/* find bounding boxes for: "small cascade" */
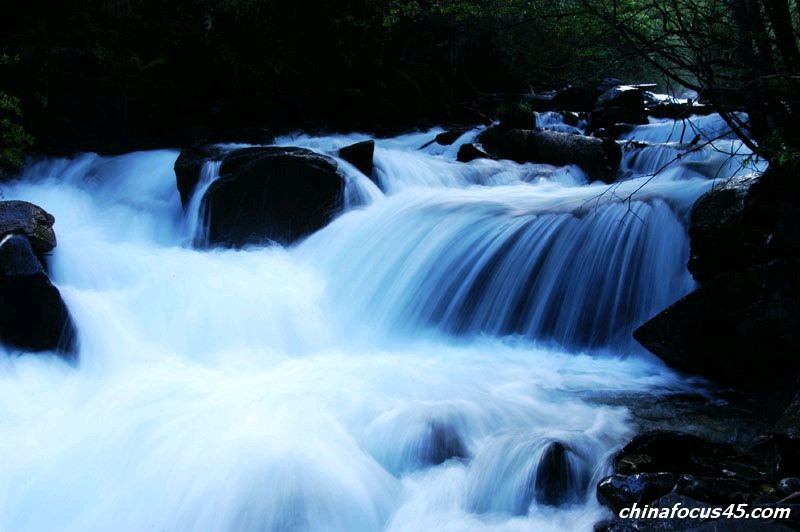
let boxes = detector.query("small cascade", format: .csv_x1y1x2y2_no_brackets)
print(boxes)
185,160,221,245
0,114,734,531
535,111,585,135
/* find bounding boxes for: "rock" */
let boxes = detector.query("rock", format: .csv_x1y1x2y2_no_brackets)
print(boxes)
777,477,800,496
614,431,735,476
595,493,795,531
498,103,536,130
597,77,625,93
551,85,597,112
562,111,581,127
776,392,800,437
0,235,77,357
688,173,764,283
0,200,57,254
596,472,677,512
422,421,468,466
674,474,752,504
201,147,344,247
174,145,226,207
434,128,470,146
478,126,621,182
589,85,648,133
534,441,581,506
751,434,800,479
633,259,800,391
648,102,713,120
457,143,492,163
338,140,375,176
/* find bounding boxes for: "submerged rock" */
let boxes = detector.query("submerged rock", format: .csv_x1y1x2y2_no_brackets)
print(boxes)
534,441,581,506
633,259,800,391
201,147,344,247
0,200,57,254
338,140,375,176
0,234,77,357
422,421,468,466
434,128,471,146
478,126,621,182
456,143,492,163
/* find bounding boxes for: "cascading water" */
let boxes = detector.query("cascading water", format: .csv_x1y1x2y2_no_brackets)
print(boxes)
0,113,743,531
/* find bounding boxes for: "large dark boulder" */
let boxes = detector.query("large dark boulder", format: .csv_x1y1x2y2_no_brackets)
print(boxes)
201,147,344,247
614,431,736,476
674,474,753,504
551,85,598,112
0,235,77,357
0,200,57,254
588,86,648,133
688,173,765,283
338,140,375,176
634,259,800,391
478,126,621,182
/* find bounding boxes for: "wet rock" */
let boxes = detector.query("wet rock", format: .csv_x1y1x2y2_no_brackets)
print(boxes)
477,126,621,182
614,431,736,476
777,477,800,496
498,103,536,130
588,86,648,134
562,111,581,127
434,128,470,146
596,472,677,512
776,392,800,437
648,101,713,120
633,259,800,391
173,144,226,207
534,441,580,506
456,143,492,163
422,421,468,466
595,493,796,531
0,235,77,357
674,474,752,504
751,434,800,479
201,147,344,247
551,85,597,112
688,173,763,283
338,140,374,177
0,200,57,254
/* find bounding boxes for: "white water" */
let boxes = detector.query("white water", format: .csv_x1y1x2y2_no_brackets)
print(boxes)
0,117,729,531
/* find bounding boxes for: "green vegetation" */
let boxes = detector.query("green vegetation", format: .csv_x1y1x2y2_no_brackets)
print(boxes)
1,0,799,174
0,0,657,156
0,54,34,177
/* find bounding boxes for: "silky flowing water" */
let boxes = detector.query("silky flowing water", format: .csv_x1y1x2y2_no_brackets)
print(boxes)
0,114,764,531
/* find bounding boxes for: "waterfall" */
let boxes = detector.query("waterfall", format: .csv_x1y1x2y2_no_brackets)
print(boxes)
0,120,724,530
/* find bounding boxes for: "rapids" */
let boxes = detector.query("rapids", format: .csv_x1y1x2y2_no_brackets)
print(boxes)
0,114,764,531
